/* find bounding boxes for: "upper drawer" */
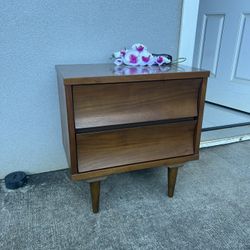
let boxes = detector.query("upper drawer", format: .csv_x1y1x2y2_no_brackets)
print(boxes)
73,79,201,129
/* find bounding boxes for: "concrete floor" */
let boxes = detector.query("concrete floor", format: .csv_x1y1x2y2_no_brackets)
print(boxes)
0,141,250,250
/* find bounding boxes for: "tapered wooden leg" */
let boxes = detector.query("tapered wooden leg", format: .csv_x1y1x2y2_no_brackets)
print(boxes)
168,167,179,197
90,181,100,213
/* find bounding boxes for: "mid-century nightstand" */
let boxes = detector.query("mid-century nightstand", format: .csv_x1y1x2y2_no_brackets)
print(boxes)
56,63,209,213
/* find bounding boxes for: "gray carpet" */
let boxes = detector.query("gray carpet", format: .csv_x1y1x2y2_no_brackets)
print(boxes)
1,141,250,250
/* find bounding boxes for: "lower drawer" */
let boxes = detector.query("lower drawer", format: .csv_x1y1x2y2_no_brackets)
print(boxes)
76,120,196,173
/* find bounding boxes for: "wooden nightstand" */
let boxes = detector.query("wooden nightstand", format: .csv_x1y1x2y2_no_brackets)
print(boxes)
56,63,209,213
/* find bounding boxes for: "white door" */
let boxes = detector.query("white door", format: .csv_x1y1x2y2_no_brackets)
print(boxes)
193,0,250,113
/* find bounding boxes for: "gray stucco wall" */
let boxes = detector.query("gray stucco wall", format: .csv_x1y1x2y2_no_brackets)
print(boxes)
0,0,183,178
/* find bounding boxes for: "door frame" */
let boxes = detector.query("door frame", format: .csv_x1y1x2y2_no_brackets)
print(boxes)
178,0,200,66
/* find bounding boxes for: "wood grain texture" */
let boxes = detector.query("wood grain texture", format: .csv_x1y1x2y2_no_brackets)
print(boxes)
64,85,78,174
194,77,208,153
56,63,210,183
90,181,100,213
72,154,199,181
168,167,179,197
57,70,78,174
77,121,196,172
73,79,201,129
55,64,210,85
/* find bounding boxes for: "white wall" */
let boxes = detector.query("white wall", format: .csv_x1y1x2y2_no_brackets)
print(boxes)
178,0,200,66
0,0,182,179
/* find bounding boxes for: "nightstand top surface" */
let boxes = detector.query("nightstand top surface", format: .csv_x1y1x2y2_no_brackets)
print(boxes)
56,63,210,85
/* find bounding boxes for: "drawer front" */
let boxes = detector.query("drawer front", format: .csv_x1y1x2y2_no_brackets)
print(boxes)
73,79,201,129
76,121,196,173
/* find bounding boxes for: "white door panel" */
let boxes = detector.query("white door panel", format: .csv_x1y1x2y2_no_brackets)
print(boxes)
193,0,250,112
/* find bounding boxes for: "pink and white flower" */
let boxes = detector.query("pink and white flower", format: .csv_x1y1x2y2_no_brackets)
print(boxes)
155,56,164,66
112,44,172,66
113,49,127,59
132,43,147,53
139,51,154,66
123,50,140,66
155,56,171,66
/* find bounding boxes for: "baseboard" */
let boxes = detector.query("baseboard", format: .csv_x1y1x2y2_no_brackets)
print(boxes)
201,134,250,148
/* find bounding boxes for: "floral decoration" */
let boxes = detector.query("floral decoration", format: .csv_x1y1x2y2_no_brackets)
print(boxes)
113,43,171,66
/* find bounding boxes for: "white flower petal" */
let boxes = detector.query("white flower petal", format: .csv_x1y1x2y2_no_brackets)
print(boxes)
164,57,171,64
132,43,147,52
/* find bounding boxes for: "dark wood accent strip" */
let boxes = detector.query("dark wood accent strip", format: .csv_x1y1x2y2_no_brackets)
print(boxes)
76,117,197,134
71,154,199,181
